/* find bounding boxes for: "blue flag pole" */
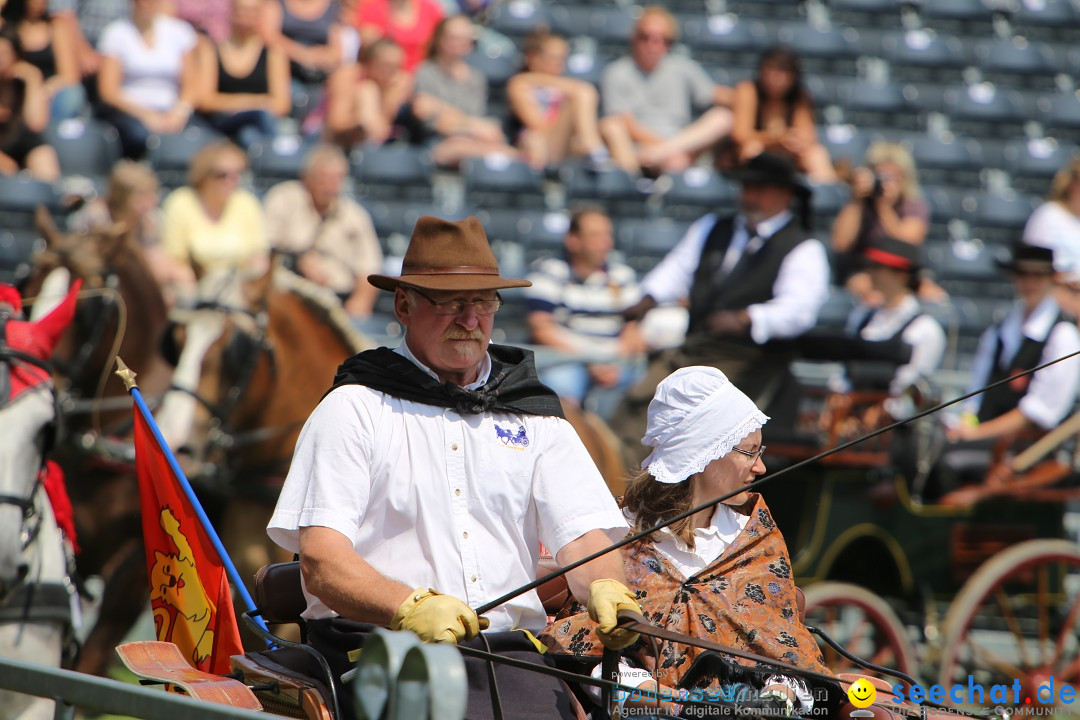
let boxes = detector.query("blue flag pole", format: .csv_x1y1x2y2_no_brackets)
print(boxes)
116,358,270,637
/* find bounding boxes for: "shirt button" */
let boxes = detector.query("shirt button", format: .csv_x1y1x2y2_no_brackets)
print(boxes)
451,443,459,451
455,489,462,496
463,531,469,539
471,575,478,583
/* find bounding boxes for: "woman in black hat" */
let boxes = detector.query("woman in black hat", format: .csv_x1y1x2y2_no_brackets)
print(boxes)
938,243,1080,492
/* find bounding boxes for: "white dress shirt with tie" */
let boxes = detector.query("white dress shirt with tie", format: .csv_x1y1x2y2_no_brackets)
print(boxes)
640,211,830,345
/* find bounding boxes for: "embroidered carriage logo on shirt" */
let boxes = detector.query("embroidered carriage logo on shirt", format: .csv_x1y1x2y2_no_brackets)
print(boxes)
495,424,529,449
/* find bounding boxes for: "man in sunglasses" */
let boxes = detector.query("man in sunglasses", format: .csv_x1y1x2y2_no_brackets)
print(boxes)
599,5,733,174
268,215,639,718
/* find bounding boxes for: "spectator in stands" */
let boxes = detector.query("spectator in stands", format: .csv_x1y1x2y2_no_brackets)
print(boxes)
835,236,946,425
45,0,127,79
599,5,733,175
0,25,60,180
196,0,290,149
615,152,829,464
1023,154,1080,262
354,0,443,74
940,244,1080,491
525,206,647,420
508,29,615,172
412,14,516,167
161,141,268,298
2,0,85,122
163,0,230,42
263,144,382,317
261,0,343,119
324,38,416,147
730,46,835,183
96,0,199,158
70,160,194,302
831,141,930,306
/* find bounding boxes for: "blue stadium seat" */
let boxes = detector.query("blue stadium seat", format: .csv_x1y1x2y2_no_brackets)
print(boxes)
248,135,318,192
488,1,553,40
829,0,905,29
462,155,545,208
1003,137,1073,195
1039,92,1080,144
836,79,922,131
551,5,635,50
813,286,857,331
466,46,520,96
912,0,994,35
905,132,984,188
0,176,64,231
941,83,1026,139
351,143,434,200
659,168,737,221
482,208,569,266
969,190,1040,246
774,24,864,76
972,38,1058,91
147,126,225,190
680,15,768,66
1008,0,1079,44
808,182,850,230
922,184,973,229
881,29,967,85
45,119,122,185
561,164,649,218
616,218,691,275
819,124,874,168
0,228,42,285
564,50,611,88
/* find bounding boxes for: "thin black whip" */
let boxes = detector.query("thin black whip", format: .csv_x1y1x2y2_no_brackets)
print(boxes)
475,347,1080,615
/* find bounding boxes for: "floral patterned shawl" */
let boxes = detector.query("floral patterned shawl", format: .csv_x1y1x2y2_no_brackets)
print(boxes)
539,494,831,690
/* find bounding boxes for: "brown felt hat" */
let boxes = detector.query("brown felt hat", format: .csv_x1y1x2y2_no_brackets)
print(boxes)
368,215,532,292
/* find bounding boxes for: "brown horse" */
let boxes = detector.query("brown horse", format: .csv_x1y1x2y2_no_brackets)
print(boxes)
20,210,174,677
159,265,630,620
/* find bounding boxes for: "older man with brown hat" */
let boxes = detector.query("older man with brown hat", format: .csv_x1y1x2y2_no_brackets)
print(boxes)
268,215,638,719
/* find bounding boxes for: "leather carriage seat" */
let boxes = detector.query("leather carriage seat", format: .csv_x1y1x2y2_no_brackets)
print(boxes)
254,561,308,625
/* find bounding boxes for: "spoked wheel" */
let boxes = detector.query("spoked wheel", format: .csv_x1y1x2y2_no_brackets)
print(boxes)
937,540,1080,710
802,581,918,680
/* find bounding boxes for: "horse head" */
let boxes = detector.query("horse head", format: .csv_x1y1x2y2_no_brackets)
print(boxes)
22,208,170,434
157,261,371,486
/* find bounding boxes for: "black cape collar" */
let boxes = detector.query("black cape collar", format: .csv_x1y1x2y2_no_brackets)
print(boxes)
330,344,565,418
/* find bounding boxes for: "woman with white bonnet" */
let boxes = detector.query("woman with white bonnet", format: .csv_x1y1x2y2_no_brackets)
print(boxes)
542,366,834,717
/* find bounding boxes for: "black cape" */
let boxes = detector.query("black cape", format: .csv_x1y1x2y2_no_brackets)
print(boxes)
330,345,565,418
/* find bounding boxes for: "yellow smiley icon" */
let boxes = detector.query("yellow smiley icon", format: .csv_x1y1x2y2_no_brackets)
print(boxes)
847,678,877,709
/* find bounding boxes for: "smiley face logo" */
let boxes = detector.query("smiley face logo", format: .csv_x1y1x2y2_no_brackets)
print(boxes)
847,678,877,708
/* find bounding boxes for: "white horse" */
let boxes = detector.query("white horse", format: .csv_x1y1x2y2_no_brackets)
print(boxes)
0,385,76,720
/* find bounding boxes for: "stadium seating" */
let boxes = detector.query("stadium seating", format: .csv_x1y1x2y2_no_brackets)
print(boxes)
45,119,122,188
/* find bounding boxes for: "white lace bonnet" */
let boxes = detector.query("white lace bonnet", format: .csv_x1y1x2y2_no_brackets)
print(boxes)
641,366,769,484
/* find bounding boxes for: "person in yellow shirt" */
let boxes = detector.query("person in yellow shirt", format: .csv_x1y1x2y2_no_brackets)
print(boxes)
161,141,269,295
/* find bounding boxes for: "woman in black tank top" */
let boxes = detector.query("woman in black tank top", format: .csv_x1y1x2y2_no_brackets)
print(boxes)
0,0,86,121
195,0,291,148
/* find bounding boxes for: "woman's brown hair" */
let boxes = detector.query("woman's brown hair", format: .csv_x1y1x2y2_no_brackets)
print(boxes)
621,469,698,549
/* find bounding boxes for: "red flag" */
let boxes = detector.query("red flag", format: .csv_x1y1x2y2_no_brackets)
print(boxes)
134,409,243,675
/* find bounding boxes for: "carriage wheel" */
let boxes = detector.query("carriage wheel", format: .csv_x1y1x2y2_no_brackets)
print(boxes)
802,581,918,680
937,539,1080,709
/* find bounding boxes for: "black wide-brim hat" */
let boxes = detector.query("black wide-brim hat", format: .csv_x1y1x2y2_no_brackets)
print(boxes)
863,235,921,272
996,242,1055,275
723,151,812,198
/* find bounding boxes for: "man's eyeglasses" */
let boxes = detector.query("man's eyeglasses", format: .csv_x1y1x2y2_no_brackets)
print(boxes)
211,168,244,180
731,444,766,463
409,287,504,316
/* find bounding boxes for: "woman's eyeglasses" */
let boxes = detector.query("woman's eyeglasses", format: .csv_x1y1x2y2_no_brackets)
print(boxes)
731,444,766,463
211,168,244,180
634,31,673,46
410,287,504,316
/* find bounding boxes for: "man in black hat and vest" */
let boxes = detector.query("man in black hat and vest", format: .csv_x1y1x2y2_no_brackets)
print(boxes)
616,151,830,462
940,243,1080,492
268,216,640,719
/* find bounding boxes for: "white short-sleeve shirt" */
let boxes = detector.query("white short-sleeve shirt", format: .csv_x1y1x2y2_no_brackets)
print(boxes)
98,15,197,112
268,347,628,633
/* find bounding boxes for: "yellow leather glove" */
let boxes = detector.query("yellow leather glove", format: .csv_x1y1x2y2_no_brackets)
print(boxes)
587,578,641,650
390,588,490,643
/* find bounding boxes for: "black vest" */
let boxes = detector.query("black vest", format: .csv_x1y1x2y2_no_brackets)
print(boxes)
845,306,920,391
977,312,1065,423
687,215,808,339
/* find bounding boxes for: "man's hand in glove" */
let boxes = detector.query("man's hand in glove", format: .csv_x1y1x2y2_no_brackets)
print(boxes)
391,588,490,643
622,295,658,323
587,578,641,650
